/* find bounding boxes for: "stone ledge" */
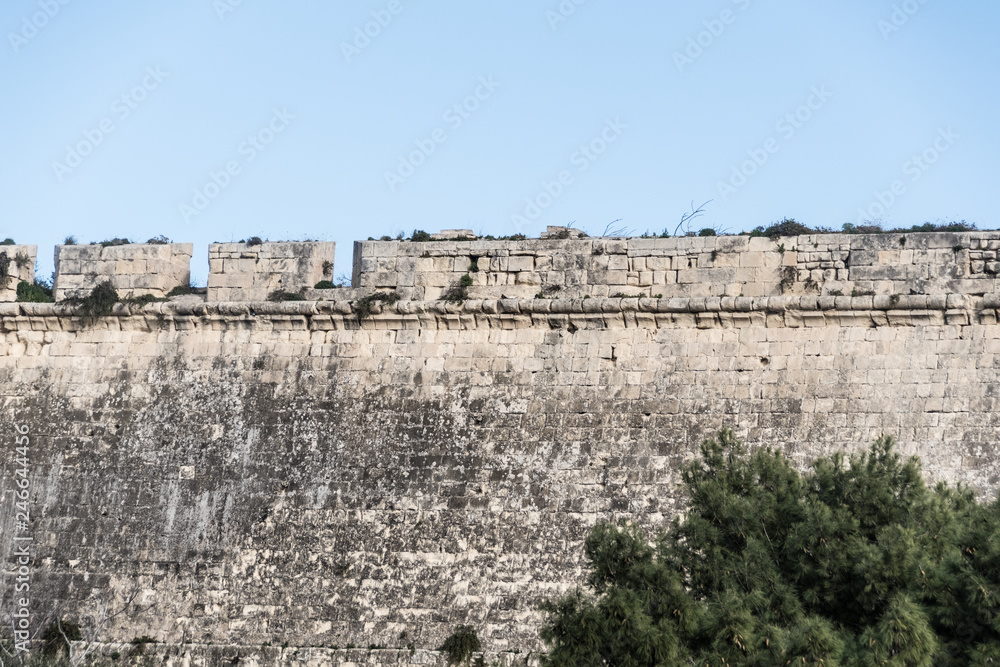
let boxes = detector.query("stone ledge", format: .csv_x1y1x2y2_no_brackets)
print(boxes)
0,292,996,317
65,642,535,667
0,293,997,333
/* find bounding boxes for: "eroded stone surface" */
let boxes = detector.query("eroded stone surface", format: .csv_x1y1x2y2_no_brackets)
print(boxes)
208,242,336,301
53,243,192,300
1,232,1000,663
0,245,37,302
0,295,999,658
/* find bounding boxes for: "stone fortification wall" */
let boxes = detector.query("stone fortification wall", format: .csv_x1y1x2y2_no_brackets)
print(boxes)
352,230,1000,301
53,243,193,300
1,288,1000,659
0,245,37,302
0,230,999,665
208,241,336,301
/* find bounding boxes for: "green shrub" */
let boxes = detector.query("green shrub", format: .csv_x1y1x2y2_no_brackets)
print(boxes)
98,237,131,247
16,280,54,303
479,234,523,241
63,235,77,245
898,221,977,233
1,252,32,291
440,274,474,302
439,625,481,666
355,291,401,319
314,280,336,289
0,250,27,287
122,294,167,307
697,228,716,236
748,217,813,238
410,230,432,242
539,430,1000,666
146,235,170,244
65,281,119,323
1,238,14,245
0,252,11,288
442,286,469,302
842,222,885,234
166,285,193,297
267,289,306,302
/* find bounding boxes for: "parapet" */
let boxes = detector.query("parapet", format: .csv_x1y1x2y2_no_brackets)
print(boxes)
0,245,37,302
14,229,1000,305
353,228,1000,301
208,241,336,301
53,243,193,301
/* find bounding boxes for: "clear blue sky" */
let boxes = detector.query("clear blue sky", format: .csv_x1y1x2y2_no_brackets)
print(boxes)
2,1,997,285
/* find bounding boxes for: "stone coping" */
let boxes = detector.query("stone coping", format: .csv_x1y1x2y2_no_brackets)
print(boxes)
58,642,535,667
1,292,998,321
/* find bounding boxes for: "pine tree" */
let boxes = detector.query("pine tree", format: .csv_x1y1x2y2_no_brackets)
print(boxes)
539,430,1000,666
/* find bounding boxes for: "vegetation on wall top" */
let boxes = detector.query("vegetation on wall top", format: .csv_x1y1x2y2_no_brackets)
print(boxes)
16,279,54,303
354,291,401,320
96,238,131,247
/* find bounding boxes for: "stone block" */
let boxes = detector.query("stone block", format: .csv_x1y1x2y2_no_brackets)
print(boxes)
508,256,535,272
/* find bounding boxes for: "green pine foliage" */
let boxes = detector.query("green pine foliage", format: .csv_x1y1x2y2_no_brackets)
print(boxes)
16,279,54,302
539,430,1000,666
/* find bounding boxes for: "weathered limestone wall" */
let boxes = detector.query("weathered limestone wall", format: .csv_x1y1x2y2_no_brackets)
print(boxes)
68,643,526,667
1,289,1000,660
52,243,193,300
353,231,1000,301
207,242,336,301
0,245,37,302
